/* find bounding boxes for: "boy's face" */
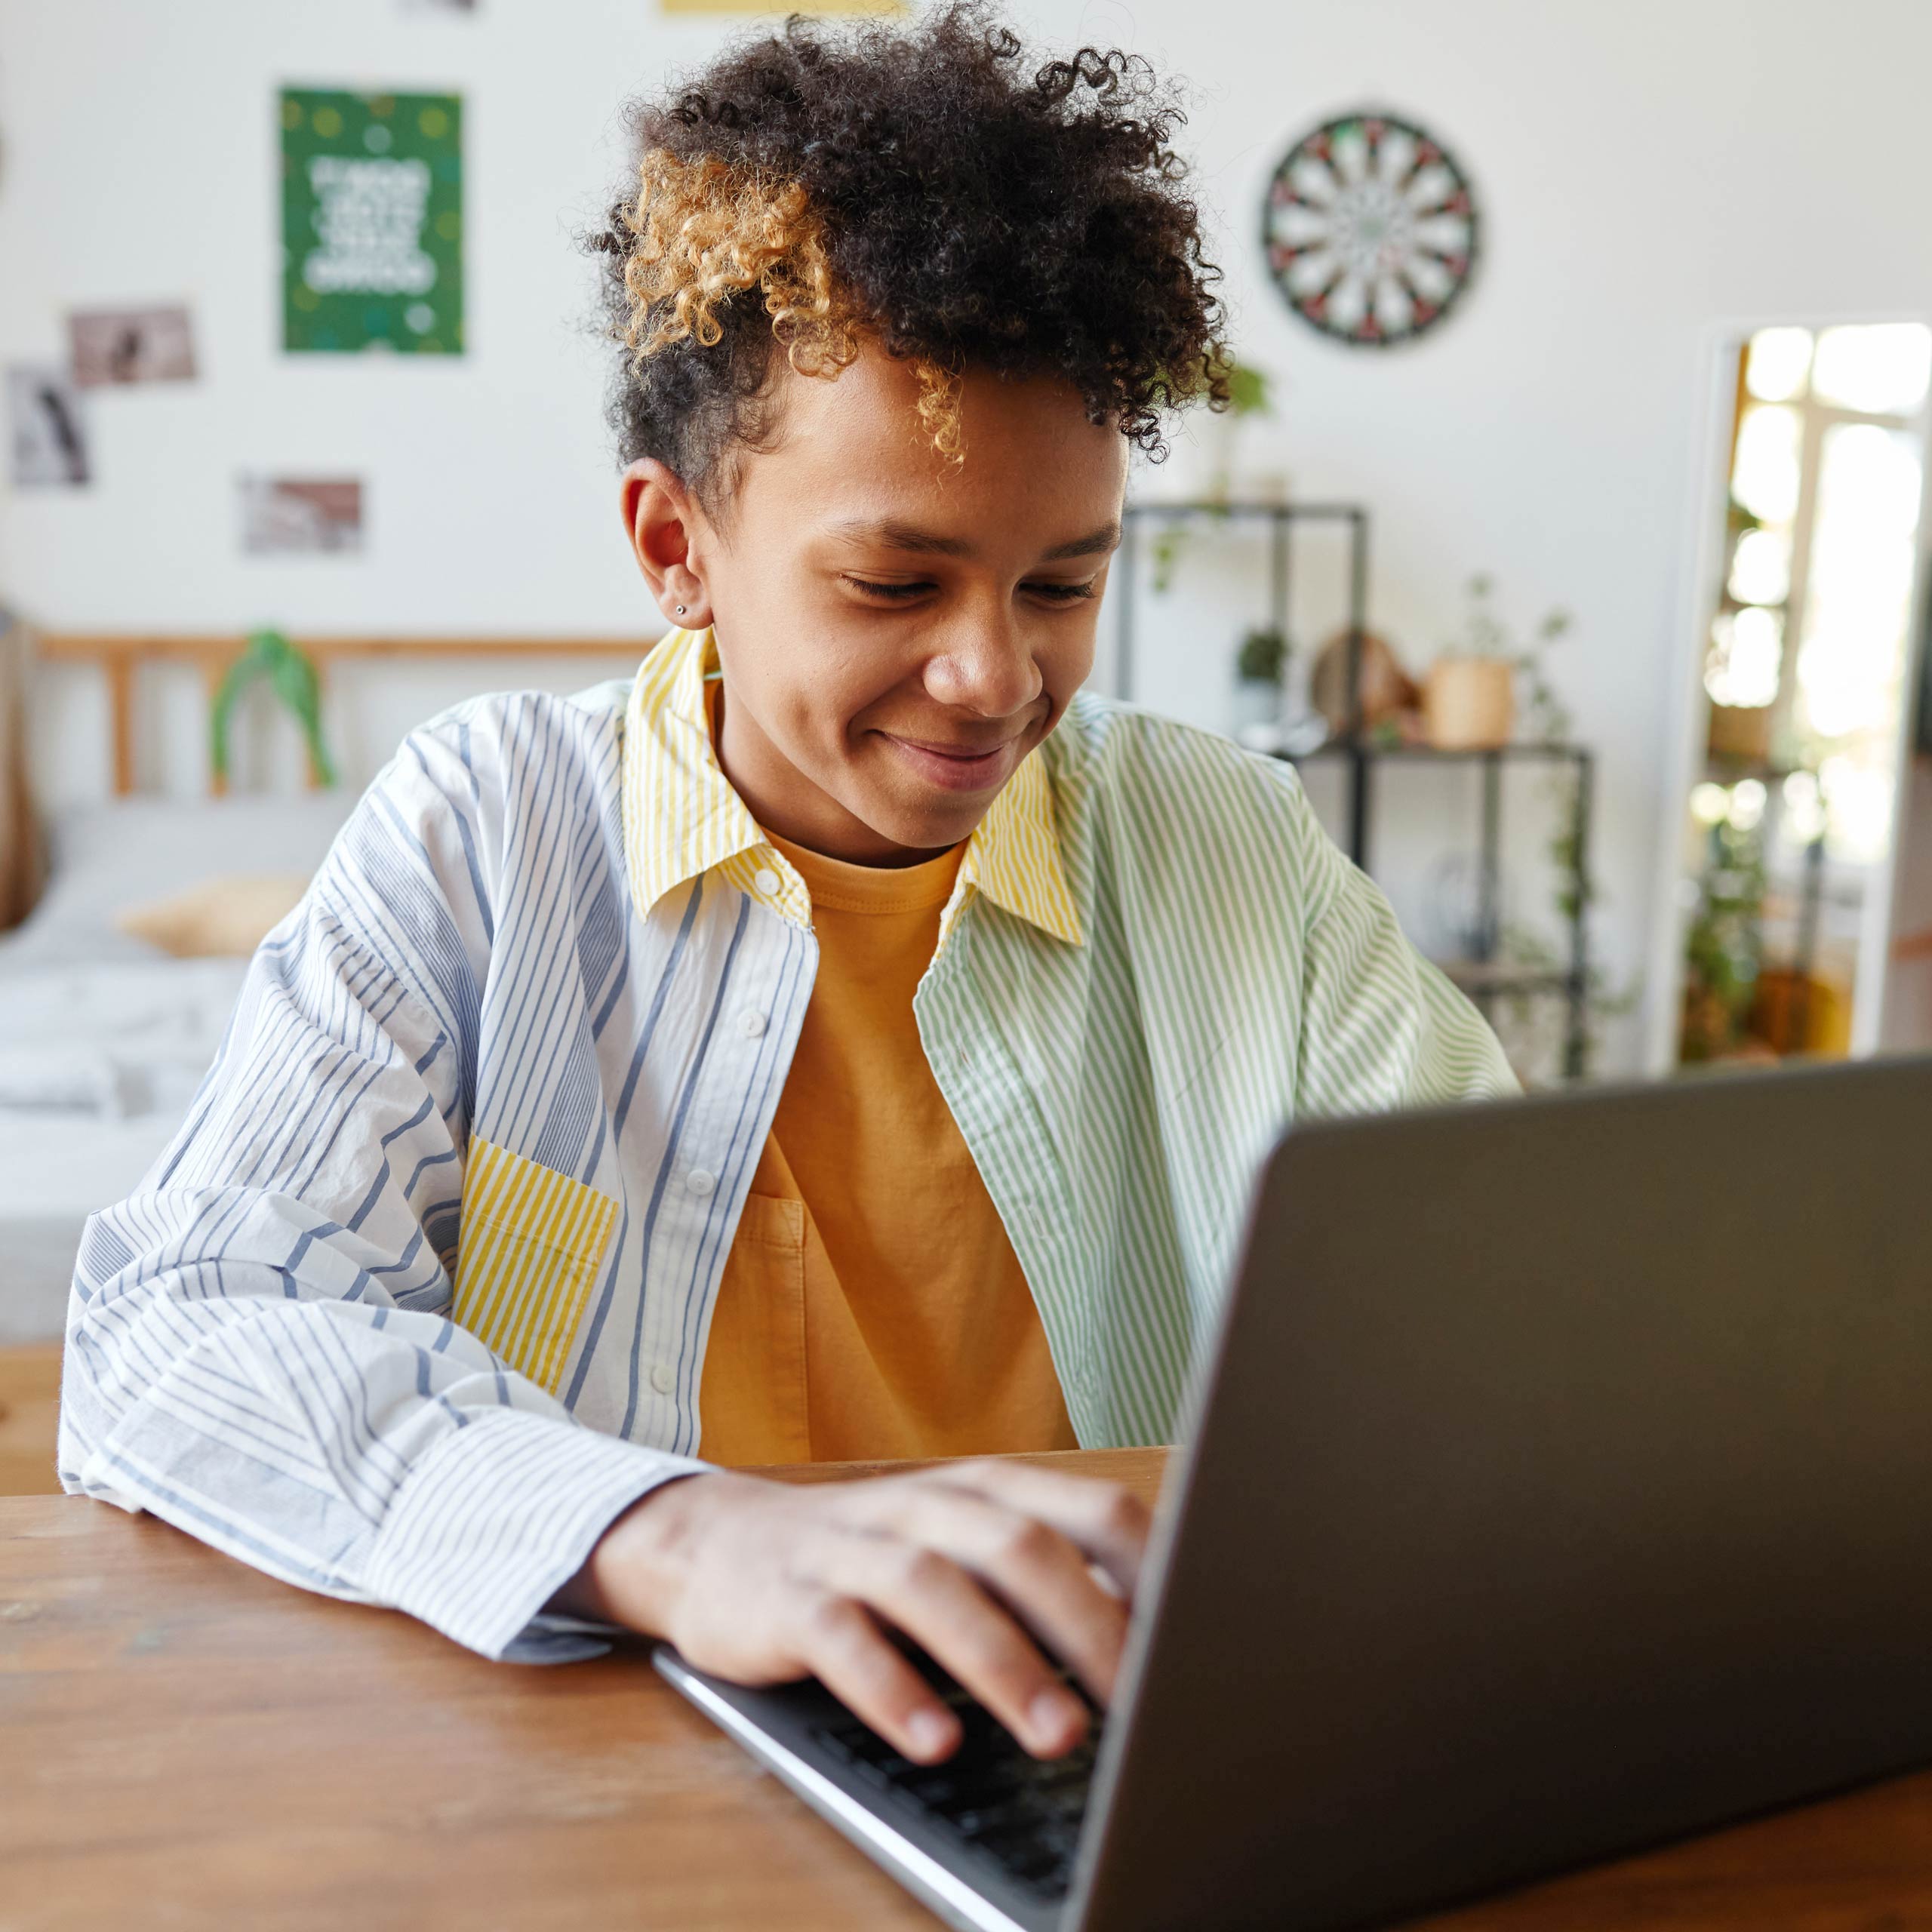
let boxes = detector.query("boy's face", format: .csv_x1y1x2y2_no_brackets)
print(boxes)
623,349,1128,863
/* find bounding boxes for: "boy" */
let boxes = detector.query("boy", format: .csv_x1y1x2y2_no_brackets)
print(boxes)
60,6,1512,1771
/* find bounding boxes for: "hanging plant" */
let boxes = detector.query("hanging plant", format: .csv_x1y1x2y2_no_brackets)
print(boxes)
1146,357,1276,594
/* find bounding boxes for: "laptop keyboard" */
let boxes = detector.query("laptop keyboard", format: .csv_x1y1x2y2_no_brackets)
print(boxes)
814,1677,1101,1900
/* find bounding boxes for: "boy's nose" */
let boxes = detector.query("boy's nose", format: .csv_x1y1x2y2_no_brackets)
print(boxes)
923,612,1044,719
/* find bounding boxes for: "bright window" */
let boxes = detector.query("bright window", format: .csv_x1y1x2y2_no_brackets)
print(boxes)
1678,320,1931,1064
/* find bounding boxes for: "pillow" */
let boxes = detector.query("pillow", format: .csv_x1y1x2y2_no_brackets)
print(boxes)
0,795,352,971
115,873,312,958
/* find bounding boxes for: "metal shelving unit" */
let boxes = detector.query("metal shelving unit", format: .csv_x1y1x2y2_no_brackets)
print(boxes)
1115,500,1369,718
1116,500,1597,1078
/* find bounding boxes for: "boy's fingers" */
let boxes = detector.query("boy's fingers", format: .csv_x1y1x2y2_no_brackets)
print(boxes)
814,1532,1089,1758
795,1589,961,1764
922,1462,1153,1600
855,1485,1130,1705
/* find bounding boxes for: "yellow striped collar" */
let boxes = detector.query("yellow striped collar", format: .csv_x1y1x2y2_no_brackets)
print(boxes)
620,626,1082,951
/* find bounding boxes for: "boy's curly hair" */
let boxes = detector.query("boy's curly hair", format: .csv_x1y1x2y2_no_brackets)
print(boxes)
590,2,1227,500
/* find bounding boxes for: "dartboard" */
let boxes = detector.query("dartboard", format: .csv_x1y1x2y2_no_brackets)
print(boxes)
1263,112,1479,348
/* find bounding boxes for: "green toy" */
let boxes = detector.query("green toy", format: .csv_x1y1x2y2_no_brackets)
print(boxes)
210,629,338,790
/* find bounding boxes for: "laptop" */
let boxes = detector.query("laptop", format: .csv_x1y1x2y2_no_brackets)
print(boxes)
657,1053,1932,1930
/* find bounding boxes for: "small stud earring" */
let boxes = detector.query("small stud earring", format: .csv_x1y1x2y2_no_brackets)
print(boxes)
675,605,688,617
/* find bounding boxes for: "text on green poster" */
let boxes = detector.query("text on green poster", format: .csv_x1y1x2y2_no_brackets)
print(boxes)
281,88,463,355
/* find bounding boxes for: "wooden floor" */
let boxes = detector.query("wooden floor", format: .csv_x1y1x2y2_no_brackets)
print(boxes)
0,1343,63,1495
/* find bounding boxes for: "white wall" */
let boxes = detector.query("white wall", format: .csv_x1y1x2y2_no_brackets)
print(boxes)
6,0,1932,1069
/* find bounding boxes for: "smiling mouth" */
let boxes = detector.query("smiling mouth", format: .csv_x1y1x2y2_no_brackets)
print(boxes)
897,734,1011,759
882,732,1024,793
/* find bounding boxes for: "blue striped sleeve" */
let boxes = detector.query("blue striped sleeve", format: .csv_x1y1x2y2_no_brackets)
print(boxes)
57,726,701,1662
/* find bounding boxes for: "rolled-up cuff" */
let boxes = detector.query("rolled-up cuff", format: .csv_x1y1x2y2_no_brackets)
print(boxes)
365,1404,704,1661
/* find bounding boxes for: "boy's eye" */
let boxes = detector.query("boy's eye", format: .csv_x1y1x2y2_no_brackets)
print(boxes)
843,576,935,601
841,575,1097,604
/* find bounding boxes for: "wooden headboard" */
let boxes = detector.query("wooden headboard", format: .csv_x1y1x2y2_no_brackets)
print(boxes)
36,632,654,795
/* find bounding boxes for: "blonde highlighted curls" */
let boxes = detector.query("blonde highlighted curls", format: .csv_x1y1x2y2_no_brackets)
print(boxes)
592,6,1228,500
617,149,967,458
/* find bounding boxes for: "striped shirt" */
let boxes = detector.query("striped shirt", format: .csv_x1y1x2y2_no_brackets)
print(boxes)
59,626,1515,1661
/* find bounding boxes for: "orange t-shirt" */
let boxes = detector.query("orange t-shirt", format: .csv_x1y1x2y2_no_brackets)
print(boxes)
697,830,1078,1466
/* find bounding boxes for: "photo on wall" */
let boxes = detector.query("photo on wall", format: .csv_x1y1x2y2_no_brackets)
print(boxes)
281,88,463,355
238,475,365,554
7,366,92,487
67,306,198,387
658,0,903,11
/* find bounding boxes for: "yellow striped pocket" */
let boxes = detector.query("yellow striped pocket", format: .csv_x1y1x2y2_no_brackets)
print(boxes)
451,1138,619,1395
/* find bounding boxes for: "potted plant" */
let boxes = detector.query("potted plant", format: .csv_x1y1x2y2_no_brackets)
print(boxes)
1147,357,1278,593
1423,575,1571,751
1202,360,1275,505
1679,814,1769,1061
1706,496,1776,764
1232,625,1288,751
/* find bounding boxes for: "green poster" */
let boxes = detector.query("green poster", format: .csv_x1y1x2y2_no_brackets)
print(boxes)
281,88,463,355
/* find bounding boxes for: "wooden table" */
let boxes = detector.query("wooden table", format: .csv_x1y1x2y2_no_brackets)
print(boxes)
0,1345,63,1497
10,1448,1932,1931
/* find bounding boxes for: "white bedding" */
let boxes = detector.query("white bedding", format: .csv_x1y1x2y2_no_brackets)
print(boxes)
0,794,352,1340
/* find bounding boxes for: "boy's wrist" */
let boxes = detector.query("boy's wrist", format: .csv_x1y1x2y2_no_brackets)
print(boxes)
553,1469,724,1632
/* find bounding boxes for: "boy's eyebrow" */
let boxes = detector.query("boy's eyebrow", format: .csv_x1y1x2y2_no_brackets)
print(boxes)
1039,521,1123,561
828,518,1123,562
832,518,977,557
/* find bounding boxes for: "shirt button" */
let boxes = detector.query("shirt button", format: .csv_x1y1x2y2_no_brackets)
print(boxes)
650,1363,675,1395
752,868,780,897
740,1009,767,1038
685,1168,716,1197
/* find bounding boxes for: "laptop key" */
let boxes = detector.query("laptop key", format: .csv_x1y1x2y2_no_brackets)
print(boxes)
815,1691,1102,1902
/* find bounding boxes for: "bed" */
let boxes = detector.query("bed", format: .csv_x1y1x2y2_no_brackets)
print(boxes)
0,629,646,1346
0,794,353,1340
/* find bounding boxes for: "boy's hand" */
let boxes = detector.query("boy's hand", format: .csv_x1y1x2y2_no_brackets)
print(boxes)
561,1460,1151,1764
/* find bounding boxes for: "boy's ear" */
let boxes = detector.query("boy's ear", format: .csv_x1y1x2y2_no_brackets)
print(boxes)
620,458,714,629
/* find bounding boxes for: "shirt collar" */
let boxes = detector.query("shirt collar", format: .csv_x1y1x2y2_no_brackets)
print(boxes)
620,626,1082,950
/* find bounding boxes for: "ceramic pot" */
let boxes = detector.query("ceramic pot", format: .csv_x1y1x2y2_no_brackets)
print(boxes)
1232,675,1283,753
1423,657,1515,750
1706,702,1773,764
1310,630,1421,738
